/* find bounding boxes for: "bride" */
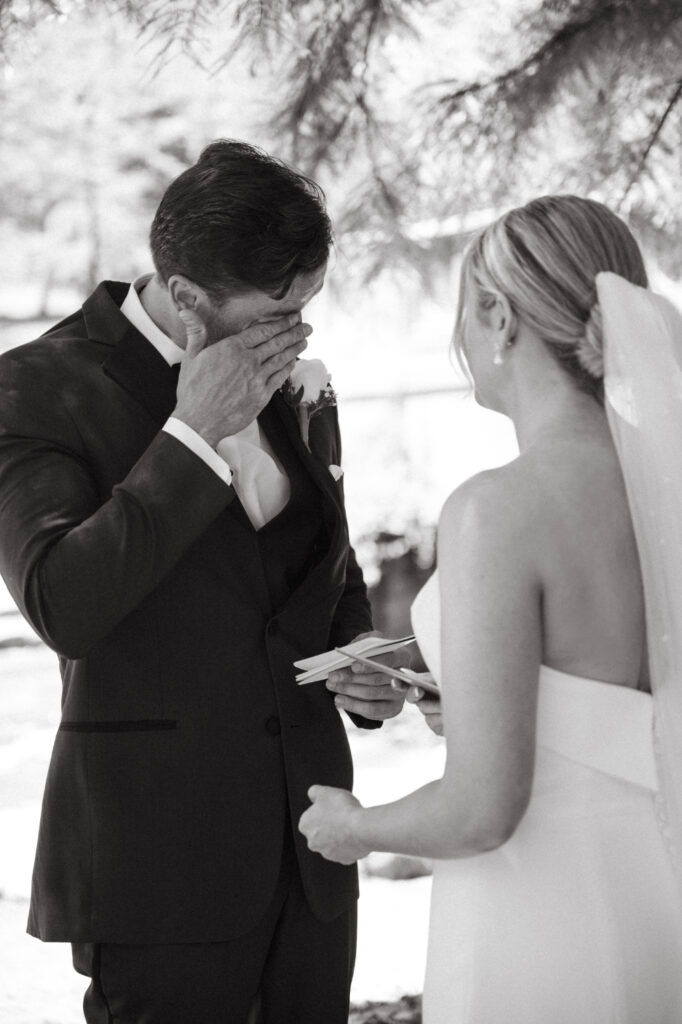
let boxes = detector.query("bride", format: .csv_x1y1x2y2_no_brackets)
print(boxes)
299,195,682,1022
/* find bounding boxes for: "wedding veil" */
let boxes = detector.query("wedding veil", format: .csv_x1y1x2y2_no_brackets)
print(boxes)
599,271,682,875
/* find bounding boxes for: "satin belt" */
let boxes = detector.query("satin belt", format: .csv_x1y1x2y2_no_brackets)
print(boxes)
537,665,658,792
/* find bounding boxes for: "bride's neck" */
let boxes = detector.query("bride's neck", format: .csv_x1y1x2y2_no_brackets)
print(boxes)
507,375,606,453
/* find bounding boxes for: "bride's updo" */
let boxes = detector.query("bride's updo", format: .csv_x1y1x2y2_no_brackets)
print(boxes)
455,195,648,401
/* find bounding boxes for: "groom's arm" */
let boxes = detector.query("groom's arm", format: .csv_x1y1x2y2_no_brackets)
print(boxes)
322,412,399,731
0,312,308,659
330,546,384,732
328,543,374,649
325,408,374,649
0,363,233,659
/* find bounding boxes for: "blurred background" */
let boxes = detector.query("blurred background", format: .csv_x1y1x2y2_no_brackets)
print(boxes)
0,1,681,1020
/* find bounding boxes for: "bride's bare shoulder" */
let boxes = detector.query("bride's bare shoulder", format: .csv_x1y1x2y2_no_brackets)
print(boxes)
439,436,623,556
438,459,545,560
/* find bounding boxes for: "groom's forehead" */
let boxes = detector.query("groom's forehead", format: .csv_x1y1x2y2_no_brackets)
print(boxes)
267,265,327,312
231,268,325,324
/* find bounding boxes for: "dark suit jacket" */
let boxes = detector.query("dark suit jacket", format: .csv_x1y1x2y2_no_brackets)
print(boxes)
0,282,376,943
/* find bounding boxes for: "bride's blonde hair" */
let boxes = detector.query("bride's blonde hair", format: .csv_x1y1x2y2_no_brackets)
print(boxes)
454,195,648,401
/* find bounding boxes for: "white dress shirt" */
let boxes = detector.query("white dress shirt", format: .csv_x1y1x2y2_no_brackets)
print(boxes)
120,276,291,530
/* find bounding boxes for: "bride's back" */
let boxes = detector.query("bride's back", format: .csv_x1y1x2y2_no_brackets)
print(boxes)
453,195,651,690
508,425,647,689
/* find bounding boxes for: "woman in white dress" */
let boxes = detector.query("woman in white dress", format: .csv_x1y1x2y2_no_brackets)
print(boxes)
299,195,682,1023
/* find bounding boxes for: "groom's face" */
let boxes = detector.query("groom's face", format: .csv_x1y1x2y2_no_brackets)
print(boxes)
203,264,327,345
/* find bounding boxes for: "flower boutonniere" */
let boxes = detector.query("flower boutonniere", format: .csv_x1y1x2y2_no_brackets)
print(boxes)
281,357,337,449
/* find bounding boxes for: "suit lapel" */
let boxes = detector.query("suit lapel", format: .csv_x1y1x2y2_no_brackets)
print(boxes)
268,391,343,516
82,281,180,428
263,392,345,610
102,327,180,427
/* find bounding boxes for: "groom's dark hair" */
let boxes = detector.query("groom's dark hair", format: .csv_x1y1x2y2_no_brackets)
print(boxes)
150,139,333,301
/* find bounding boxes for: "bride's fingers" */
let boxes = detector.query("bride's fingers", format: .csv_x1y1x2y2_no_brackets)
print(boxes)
413,696,442,713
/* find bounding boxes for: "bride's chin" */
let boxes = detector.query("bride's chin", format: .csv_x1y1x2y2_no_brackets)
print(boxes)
473,387,497,412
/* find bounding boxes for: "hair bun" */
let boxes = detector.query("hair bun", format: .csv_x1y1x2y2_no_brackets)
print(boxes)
576,302,604,379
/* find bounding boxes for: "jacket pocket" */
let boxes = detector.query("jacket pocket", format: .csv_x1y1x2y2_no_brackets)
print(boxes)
59,720,177,733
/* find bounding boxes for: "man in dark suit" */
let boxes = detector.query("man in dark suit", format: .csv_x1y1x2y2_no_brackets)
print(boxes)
0,140,406,1023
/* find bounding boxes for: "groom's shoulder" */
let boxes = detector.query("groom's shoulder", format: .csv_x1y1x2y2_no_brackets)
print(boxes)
0,318,87,405
0,281,127,384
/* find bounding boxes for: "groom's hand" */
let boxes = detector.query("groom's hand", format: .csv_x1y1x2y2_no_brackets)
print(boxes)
173,308,311,446
326,632,409,721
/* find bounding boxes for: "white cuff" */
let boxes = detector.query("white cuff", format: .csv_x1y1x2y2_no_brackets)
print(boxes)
163,417,233,486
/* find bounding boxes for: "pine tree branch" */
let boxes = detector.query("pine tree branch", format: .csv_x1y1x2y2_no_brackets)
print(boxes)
0,0,63,39
429,1,621,113
619,76,682,207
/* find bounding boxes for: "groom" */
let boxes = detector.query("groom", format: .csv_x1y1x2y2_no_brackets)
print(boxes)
0,140,406,1022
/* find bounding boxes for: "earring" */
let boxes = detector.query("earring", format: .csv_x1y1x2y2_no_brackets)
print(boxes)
493,334,515,366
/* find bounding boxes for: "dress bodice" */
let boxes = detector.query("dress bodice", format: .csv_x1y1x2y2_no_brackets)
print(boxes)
411,571,657,791
412,572,681,1024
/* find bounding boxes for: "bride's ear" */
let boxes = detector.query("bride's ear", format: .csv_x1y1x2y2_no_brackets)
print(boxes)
489,293,517,346
489,293,518,367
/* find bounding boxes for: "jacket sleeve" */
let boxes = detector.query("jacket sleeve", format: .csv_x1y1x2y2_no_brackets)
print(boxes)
328,542,374,647
332,544,383,732
0,359,233,659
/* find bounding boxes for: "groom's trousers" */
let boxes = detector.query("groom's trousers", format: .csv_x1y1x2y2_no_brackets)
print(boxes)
72,825,357,1024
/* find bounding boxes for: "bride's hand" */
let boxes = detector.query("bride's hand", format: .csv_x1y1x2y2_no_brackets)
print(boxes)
299,786,370,865
393,676,444,736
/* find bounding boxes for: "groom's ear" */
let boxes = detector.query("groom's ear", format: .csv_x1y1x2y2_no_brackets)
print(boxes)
168,274,209,317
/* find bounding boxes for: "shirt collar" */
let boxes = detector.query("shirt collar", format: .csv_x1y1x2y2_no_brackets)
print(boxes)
120,274,185,366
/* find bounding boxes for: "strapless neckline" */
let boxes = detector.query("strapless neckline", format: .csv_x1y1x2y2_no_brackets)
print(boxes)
411,571,657,792
413,571,643,691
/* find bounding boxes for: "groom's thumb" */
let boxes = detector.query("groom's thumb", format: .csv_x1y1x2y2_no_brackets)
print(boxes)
307,785,322,802
178,307,208,357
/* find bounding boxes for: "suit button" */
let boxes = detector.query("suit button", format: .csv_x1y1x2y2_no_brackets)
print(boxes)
266,716,281,736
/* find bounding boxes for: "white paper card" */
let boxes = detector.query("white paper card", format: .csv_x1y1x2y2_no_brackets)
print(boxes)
334,649,440,695
294,635,415,684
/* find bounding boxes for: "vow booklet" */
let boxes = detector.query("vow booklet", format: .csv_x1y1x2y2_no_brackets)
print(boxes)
294,635,416,685
334,649,440,695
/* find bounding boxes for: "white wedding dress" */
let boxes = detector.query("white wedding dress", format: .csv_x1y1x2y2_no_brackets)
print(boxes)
412,571,682,1024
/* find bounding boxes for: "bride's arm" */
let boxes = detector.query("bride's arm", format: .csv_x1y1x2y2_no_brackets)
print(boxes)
300,469,544,862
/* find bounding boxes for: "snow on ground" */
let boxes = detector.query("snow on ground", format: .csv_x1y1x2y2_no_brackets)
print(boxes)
0,899,83,1024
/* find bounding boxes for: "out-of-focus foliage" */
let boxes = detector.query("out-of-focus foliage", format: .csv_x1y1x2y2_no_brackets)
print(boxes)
106,0,682,281
0,4,275,311
0,0,681,300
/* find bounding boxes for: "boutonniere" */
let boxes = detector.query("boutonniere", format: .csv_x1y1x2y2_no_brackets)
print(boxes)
281,357,337,449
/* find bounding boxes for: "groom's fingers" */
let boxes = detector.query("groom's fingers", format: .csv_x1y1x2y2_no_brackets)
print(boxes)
326,676,400,702
331,694,403,720
350,650,411,674
178,307,208,357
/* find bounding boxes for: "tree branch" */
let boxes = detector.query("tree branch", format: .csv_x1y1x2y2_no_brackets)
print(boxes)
619,76,682,206
428,1,620,113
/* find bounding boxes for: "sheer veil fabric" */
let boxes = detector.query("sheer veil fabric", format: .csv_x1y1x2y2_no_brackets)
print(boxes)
600,271,682,879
